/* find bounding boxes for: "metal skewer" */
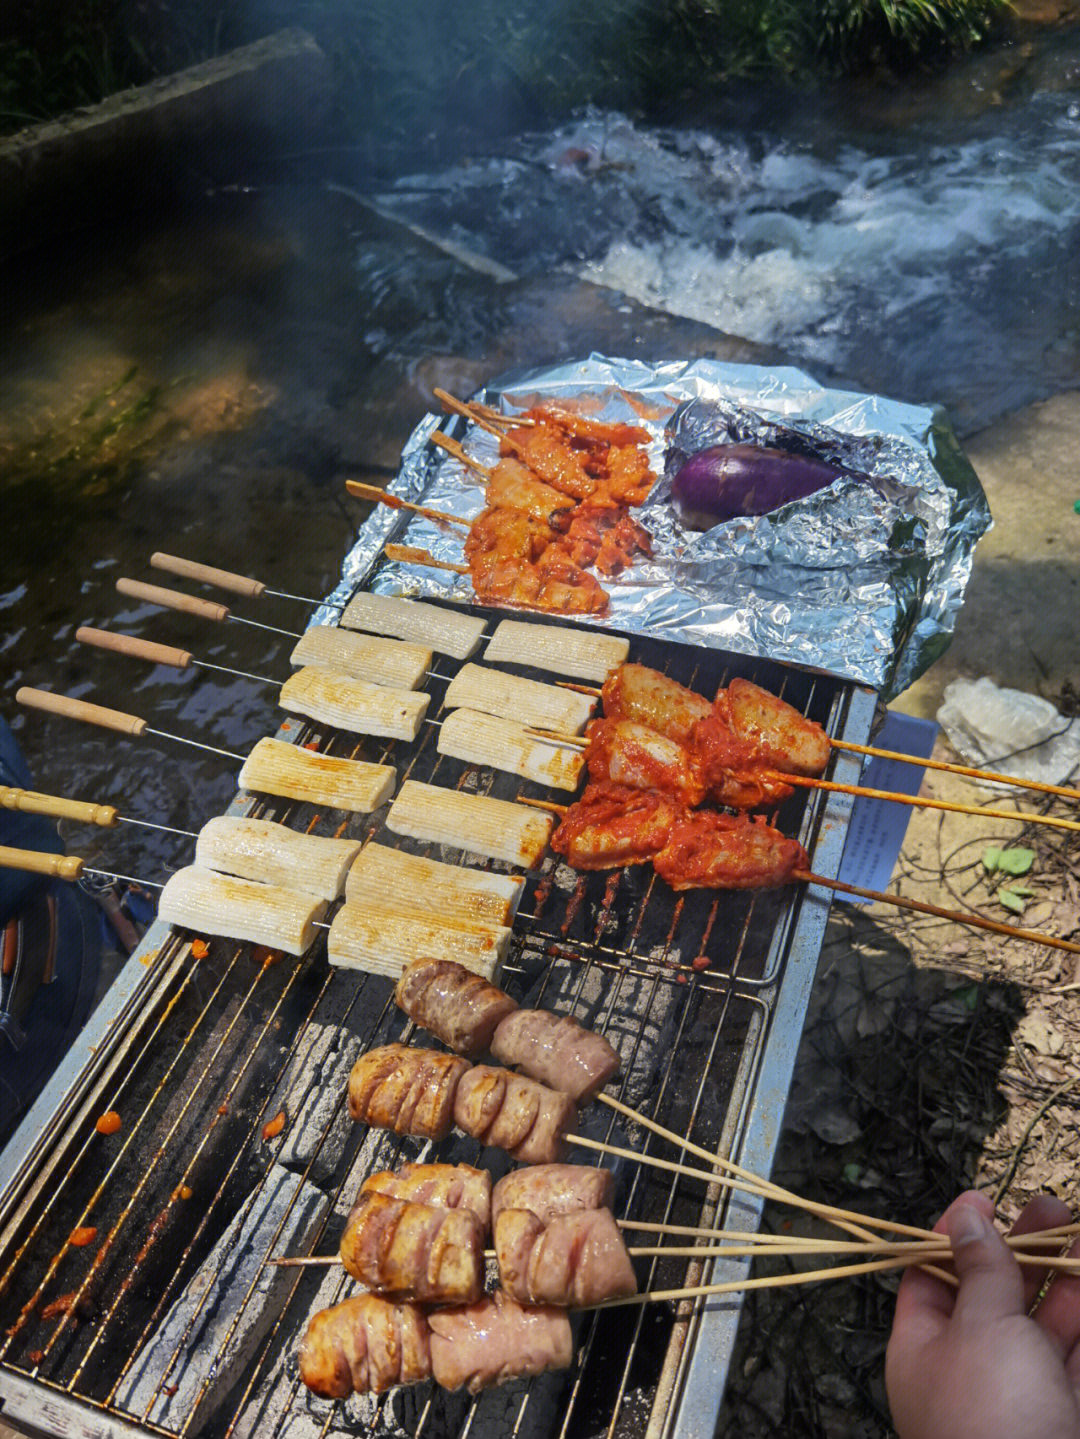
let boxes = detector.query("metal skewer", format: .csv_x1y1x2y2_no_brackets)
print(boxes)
116,577,301,639
0,785,197,840
77,626,281,688
15,687,246,762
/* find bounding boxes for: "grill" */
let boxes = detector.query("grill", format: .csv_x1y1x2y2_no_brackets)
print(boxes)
0,593,877,1439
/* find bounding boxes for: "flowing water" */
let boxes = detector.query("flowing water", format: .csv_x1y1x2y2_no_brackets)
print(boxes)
2,24,1080,951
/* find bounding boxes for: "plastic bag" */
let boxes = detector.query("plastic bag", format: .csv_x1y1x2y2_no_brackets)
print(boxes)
936,677,1080,789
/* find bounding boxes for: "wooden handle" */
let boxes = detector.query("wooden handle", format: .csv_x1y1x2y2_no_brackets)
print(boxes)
0,786,118,827
150,552,265,598
16,687,148,736
76,626,193,669
0,845,84,880
116,578,230,622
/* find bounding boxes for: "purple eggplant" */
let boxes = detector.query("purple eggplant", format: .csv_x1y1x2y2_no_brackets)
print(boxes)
670,444,848,530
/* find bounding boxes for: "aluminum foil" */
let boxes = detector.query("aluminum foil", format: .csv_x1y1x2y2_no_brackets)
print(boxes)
321,355,989,699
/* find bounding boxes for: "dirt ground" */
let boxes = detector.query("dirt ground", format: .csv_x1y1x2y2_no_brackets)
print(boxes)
718,390,1080,1435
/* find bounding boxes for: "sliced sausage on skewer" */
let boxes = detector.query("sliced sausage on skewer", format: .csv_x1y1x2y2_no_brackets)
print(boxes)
347,1043,470,1141
358,1161,492,1228
428,1290,574,1395
489,1010,619,1106
298,1294,432,1398
491,1163,615,1227
339,1190,484,1304
394,957,519,1055
452,1066,576,1165
494,1206,638,1307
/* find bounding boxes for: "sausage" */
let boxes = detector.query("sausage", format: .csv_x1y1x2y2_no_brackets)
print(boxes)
298,1294,431,1397
494,1206,638,1307
491,1163,614,1227
359,1162,492,1230
490,1010,620,1105
453,1066,576,1165
347,1043,470,1140
394,957,519,1056
428,1290,573,1394
340,1191,484,1304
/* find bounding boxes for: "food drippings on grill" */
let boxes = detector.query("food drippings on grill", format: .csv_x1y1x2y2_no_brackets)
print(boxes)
347,1044,576,1164
339,1190,484,1305
394,957,620,1105
454,406,657,615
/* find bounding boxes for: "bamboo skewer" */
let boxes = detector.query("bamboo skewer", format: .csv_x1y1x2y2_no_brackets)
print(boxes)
433,387,535,434
345,480,470,530
383,543,470,575
830,737,1080,804
516,794,1080,958
430,430,493,478
523,728,1080,835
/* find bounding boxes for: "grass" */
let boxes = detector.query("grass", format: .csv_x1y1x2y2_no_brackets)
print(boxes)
0,0,1013,148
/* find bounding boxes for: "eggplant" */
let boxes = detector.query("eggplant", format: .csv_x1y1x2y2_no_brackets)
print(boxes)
670,443,847,530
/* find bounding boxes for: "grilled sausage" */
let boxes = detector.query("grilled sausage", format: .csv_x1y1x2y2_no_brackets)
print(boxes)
298,1294,431,1398
347,1043,470,1140
601,664,712,746
489,1009,620,1105
491,1164,614,1227
395,957,519,1056
494,1206,638,1307
427,1290,573,1394
340,1191,484,1304
359,1162,492,1229
453,1066,576,1165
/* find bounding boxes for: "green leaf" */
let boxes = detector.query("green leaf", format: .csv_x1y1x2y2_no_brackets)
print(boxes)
842,1163,862,1184
998,889,1028,914
982,847,1002,873
996,847,1036,876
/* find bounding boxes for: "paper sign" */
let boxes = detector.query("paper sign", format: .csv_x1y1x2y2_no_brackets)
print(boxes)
836,710,939,900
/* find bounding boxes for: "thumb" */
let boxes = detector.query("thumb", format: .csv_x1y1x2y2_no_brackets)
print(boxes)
948,1198,1025,1327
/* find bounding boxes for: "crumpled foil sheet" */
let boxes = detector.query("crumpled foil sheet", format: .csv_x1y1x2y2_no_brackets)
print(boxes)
320,355,990,699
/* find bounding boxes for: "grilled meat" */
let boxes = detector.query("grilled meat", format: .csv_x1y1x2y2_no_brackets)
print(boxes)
339,1191,484,1304
601,663,712,746
490,1009,620,1105
491,1163,615,1227
347,1043,470,1140
452,1066,576,1164
428,1289,574,1394
494,1206,637,1308
652,811,807,891
395,957,519,1056
584,717,707,807
724,676,830,776
550,782,681,870
358,1161,492,1228
298,1294,432,1398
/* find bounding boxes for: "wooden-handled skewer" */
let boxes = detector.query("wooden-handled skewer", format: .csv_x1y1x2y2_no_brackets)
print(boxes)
15,688,245,762
77,626,281,688
0,845,85,881
0,785,196,840
149,552,347,612
117,577,301,639
517,796,1080,958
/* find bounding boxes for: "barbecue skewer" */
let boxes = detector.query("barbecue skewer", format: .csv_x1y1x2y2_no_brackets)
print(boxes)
76,625,281,687
829,736,1080,804
517,797,1080,957
15,688,246,761
526,728,1080,834
116,576,302,639
0,785,197,839
149,552,345,611
345,480,470,529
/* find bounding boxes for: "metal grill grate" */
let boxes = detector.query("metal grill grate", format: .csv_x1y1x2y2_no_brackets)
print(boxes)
0,600,875,1439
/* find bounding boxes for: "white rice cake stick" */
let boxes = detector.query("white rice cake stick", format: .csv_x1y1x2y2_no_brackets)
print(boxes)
289,626,431,690
340,591,486,660
327,900,509,981
194,816,362,902
279,667,429,742
385,780,553,868
485,619,630,683
345,842,523,927
438,708,584,792
239,737,395,814
158,865,327,956
443,663,594,735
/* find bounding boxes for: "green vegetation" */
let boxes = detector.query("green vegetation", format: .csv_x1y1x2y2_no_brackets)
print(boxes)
1,0,1013,146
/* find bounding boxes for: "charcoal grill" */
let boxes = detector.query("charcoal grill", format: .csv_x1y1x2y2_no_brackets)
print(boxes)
0,581,877,1439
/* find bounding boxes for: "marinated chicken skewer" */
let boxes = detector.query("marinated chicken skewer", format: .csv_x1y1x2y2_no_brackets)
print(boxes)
522,791,1080,955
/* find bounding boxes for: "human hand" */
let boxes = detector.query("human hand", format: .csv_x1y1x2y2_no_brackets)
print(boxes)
886,1190,1080,1439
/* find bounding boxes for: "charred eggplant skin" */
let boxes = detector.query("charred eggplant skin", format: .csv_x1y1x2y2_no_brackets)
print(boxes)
670,443,847,530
